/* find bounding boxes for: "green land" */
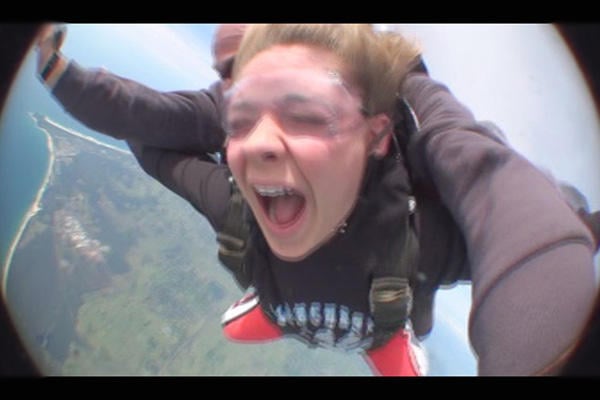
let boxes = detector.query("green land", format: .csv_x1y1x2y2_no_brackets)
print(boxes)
5,114,370,376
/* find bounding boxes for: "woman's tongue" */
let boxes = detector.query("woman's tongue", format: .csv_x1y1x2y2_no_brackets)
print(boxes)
268,194,304,225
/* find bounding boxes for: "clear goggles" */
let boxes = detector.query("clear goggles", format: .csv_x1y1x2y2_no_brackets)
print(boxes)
223,69,368,139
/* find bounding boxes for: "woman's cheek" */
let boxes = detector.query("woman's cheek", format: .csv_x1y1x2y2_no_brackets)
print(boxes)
225,143,244,178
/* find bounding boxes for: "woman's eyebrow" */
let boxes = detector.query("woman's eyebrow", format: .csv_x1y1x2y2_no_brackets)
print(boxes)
227,100,260,113
281,93,312,103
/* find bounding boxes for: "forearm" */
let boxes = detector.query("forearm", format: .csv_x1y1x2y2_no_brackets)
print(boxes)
403,73,598,375
471,242,596,375
50,60,225,153
459,146,596,375
39,51,69,88
127,140,230,232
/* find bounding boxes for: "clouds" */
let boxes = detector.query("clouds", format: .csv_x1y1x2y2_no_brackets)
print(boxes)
65,24,218,90
124,24,218,85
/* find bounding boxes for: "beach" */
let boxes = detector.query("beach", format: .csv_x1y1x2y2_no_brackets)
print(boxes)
1,113,129,299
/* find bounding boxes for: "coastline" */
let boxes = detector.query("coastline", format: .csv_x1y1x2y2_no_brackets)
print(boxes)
1,113,55,299
39,115,130,155
1,113,129,299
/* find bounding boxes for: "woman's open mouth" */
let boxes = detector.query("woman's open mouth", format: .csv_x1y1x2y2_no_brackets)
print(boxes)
253,184,307,231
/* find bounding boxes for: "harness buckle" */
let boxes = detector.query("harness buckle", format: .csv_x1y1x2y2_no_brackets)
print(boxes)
369,276,413,330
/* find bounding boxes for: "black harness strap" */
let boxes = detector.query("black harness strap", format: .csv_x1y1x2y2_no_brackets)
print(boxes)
369,202,420,348
367,96,424,348
366,96,421,348
216,176,252,290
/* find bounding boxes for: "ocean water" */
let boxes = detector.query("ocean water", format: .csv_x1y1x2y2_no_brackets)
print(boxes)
0,27,218,373
1,24,216,273
0,52,52,269
0,51,129,273
1,23,218,272
0,50,149,371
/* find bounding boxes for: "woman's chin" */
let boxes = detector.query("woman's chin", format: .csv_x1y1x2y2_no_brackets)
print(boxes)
266,230,336,262
268,241,311,262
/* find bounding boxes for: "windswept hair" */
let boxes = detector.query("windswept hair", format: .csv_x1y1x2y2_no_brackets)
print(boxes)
233,24,421,116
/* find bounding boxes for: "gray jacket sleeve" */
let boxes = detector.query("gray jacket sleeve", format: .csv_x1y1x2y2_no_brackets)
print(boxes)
51,60,226,153
127,140,231,233
403,73,598,375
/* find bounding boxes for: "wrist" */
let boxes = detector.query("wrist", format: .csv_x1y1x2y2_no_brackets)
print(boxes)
40,52,60,81
38,52,68,88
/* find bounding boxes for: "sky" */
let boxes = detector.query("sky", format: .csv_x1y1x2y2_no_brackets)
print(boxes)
392,24,600,212
62,24,219,91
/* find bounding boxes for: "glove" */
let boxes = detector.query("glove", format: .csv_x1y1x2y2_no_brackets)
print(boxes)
36,24,67,83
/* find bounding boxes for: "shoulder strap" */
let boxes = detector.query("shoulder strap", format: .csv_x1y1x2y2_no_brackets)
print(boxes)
393,94,470,339
369,197,420,349
216,175,252,290
368,97,422,348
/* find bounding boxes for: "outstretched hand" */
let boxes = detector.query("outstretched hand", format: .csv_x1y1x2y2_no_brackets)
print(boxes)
35,24,68,86
35,24,65,71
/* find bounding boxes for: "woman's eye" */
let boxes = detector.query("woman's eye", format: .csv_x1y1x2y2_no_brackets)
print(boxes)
289,112,329,126
282,108,335,136
226,117,256,137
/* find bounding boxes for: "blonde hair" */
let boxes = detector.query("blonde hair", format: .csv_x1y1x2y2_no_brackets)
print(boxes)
233,24,421,116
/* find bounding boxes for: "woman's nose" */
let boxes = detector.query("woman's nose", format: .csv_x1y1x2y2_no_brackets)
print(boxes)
243,114,286,163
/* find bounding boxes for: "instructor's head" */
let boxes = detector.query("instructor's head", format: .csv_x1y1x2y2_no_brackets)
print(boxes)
212,24,248,86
